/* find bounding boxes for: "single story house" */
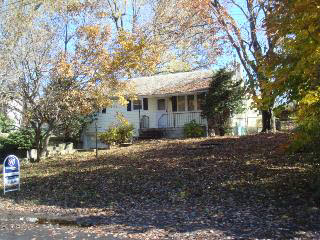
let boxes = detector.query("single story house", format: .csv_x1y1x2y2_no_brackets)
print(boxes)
82,70,261,149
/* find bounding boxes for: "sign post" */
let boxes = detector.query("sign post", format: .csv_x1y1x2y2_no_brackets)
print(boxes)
3,155,20,194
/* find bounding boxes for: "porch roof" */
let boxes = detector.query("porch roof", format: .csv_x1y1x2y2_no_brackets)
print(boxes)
129,71,212,96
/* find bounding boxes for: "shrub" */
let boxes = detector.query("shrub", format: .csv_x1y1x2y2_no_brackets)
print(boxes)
99,127,118,145
0,113,14,133
289,123,320,153
0,128,35,151
116,123,134,143
0,128,35,159
289,88,320,152
99,115,134,145
183,120,205,138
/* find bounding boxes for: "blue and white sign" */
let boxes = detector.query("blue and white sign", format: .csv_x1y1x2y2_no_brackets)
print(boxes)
3,155,20,194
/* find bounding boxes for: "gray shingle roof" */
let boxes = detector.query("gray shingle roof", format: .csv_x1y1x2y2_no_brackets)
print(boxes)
129,71,213,96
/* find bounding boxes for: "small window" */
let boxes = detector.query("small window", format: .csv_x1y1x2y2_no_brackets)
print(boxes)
157,99,166,110
177,96,185,111
143,98,148,110
187,95,195,111
127,100,132,111
102,108,106,114
197,93,205,110
133,100,142,110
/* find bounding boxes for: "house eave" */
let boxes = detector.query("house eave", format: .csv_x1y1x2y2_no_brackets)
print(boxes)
138,89,209,98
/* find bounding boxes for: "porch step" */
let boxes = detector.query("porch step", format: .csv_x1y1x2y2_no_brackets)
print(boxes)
139,128,165,139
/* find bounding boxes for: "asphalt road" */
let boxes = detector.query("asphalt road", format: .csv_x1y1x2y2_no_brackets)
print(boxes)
0,221,122,240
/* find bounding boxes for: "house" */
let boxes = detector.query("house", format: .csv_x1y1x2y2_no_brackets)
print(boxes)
82,70,261,149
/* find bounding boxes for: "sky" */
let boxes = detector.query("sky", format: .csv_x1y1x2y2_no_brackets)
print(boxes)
5,0,265,81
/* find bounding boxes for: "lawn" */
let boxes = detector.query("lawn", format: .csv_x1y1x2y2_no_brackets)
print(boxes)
1,133,320,239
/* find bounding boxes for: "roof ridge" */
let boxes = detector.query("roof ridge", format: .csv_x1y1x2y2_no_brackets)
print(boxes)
130,70,213,96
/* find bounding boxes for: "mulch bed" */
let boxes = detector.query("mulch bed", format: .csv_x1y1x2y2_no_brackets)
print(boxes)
0,133,320,239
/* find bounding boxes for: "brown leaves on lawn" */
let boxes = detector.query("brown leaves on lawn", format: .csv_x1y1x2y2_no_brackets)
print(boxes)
0,133,320,239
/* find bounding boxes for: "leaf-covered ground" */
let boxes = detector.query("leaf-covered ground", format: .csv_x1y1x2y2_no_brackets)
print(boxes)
1,133,320,239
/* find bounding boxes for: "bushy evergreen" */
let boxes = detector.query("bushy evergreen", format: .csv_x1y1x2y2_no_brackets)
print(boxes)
201,69,246,136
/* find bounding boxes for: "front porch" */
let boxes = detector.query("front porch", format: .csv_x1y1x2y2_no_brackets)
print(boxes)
157,111,206,128
139,111,207,139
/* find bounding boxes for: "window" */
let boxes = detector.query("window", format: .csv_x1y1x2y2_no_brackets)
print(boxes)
102,108,106,114
133,100,142,110
143,98,148,110
177,96,185,111
197,93,206,110
187,95,195,111
157,99,166,110
127,100,132,111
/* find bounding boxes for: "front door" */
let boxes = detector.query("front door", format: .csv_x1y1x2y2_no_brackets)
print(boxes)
156,98,167,128
171,96,178,127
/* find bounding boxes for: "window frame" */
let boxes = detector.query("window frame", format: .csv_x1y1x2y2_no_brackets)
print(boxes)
177,95,185,112
143,98,148,110
197,92,206,110
157,99,166,111
133,99,142,110
187,95,195,111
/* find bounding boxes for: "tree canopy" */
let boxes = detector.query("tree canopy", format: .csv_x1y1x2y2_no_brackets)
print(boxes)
0,0,319,155
180,0,278,131
0,0,161,160
265,0,320,151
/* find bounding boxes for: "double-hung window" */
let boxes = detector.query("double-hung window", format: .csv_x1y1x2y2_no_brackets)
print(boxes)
177,96,185,111
133,100,142,110
157,99,165,111
187,95,195,111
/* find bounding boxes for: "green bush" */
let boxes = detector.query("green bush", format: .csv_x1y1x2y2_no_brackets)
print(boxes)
116,123,135,143
289,90,320,153
99,116,134,145
289,122,320,153
99,127,118,145
183,120,205,138
0,113,14,133
0,128,35,151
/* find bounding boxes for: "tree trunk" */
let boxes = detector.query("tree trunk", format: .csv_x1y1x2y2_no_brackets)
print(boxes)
34,126,42,162
208,115,227,136
261,109,272,132
36,129,51,162
207,118,215,136
219,127,225,136
41,133,51,158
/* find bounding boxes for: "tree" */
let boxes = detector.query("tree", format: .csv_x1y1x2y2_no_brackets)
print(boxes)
149,0,222,73
182,0,277,132
266,0,319,102
0,0,161,161
202,68,245,136
0,113,13,133
265,0,320,151
99,0,222,74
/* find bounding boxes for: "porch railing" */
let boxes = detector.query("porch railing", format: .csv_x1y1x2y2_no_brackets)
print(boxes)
140,115,150,129
158,111,206,128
